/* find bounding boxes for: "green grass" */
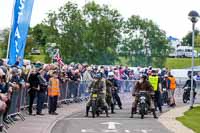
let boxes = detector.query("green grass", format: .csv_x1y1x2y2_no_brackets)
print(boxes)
118,57,200,69
165,58,200,69
28,55,46,63
195,47,200,52
25,46,51,63
177,106,200,133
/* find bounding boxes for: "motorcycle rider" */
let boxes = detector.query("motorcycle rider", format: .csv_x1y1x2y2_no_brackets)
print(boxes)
108,72,122,109
85,72,109,117
130,74,158,118
182,74,196,109
105,72,121,114
105,79,114,113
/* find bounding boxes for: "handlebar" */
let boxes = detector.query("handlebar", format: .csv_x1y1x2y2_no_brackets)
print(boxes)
134,91,154,96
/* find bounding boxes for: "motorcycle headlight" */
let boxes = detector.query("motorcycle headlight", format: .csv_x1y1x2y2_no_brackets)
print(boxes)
140,96,146,100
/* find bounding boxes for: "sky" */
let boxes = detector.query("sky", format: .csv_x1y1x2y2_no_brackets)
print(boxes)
0,0,200,39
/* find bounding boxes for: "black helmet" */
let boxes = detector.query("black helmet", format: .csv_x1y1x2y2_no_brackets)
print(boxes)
141,74,148,79
96,72,102,79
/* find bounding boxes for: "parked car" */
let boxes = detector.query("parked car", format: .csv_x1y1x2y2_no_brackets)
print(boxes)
31,48,40,55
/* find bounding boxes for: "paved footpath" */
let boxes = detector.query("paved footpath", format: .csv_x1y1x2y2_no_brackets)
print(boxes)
159,105,195,133
7,93,199,133
7,103,85,133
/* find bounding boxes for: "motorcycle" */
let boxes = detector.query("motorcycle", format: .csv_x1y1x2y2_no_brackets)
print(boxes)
182,87,197,104
136,91,150,119
162,88,170,105
90,90,99,118
183,88,190,103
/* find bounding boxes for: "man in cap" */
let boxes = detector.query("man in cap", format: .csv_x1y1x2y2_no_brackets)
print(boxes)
48,71,60,115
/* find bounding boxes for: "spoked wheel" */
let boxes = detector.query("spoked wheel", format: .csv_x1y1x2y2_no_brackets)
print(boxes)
183,92,188,103
92,101,96,118
140,104,146,119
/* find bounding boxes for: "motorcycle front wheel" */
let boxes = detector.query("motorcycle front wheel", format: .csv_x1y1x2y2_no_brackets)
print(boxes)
91,100,96,118
183,92,188,103
140,103,146,119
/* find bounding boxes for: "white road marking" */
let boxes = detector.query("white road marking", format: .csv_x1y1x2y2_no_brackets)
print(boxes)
124,130,130,133
103,129,118,132
134,129,152,133
101,122,121,130
141,130,148,133
81,129,86,132
81,129,95,133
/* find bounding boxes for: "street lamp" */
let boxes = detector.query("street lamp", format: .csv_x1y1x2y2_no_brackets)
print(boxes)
188,10,199,109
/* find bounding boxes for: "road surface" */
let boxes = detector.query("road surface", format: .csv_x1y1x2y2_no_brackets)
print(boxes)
51,93,172,133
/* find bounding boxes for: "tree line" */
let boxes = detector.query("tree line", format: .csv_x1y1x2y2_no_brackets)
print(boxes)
1,1,170,67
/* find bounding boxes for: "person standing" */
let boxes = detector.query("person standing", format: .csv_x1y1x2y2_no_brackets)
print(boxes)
168,74,177,107
149,70,163,113
48,71,60,115
36,69,48,115
27,68,39,115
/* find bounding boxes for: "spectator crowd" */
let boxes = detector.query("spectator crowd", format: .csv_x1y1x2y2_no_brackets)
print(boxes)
0,58,179,130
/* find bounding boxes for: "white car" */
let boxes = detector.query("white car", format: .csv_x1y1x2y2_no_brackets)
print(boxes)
31,48,40,55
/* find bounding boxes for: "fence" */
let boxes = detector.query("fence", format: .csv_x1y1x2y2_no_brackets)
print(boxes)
0,80,92,133
0,79,200,132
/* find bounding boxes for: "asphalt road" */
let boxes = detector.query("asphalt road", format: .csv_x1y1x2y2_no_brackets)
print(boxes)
51,93,172,133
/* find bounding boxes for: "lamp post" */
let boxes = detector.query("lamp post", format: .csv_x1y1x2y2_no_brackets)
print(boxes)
188,10,199,109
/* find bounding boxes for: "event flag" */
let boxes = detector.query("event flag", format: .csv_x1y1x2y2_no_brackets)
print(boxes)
7,0,34,66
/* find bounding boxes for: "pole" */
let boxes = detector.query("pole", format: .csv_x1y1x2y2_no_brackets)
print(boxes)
190,23,195,109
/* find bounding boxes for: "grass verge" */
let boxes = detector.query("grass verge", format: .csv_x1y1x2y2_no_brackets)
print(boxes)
176,106,200,133
165,58,200,69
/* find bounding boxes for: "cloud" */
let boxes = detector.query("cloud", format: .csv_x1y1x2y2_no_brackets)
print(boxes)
0,0,200,38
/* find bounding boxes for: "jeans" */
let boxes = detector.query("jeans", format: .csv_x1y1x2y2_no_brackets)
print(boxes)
36,91,46,114
154,91,162,112
28,90,36,114
112,91,122,108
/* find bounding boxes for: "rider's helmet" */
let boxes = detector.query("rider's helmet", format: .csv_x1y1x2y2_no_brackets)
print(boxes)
96,72,102,79
141,74,148,80
108,71,114,78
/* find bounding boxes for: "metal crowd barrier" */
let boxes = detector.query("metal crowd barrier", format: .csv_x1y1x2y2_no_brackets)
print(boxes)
1,79,200,132
0,80,92,131
118,80,137,93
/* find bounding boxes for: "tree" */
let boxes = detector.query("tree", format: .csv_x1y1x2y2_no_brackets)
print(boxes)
122,15,169,67
182,30,200,46
43,1,123,64
30,24,48,45
44,2,87,63
83,2,123,64
0,28,9,58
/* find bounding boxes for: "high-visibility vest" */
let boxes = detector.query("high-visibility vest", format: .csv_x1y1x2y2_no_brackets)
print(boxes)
48,78,60,96
149,76,159,91
168,77,176,90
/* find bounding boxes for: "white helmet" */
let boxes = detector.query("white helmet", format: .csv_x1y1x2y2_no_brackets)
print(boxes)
108,71,114,76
